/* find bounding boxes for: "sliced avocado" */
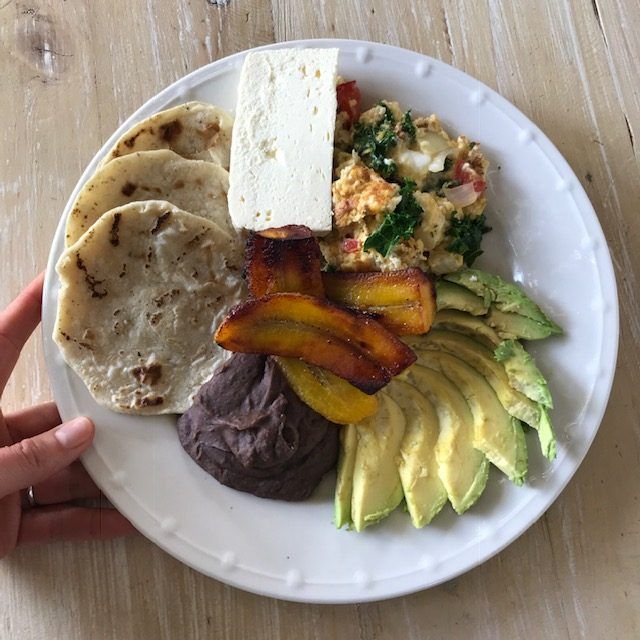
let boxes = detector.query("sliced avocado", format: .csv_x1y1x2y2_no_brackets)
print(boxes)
436,280,489,316
445,268,563,332
387,379,448,528
486,306,563,340
416,350,527,485
433,309,501,348
413,330,557,460
494,340,553,408
334,424,357,529
351,394,405,532
402,364,489,514
443,269,497,305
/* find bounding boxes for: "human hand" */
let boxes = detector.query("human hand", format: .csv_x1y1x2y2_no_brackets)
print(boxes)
0,273,136,558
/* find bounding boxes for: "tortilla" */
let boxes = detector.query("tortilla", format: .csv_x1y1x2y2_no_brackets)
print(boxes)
101,101,233,168
54,200,245,414
65,149,232,246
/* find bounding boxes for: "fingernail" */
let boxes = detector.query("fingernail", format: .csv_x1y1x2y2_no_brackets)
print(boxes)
54,417,93,449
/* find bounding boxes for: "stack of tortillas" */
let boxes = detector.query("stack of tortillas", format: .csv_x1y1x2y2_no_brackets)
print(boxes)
54,102,246,414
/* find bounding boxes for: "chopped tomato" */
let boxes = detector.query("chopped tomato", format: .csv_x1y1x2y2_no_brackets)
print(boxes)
453,157,471,183
342,238,361,253
454,157,486,193
336,81,362,124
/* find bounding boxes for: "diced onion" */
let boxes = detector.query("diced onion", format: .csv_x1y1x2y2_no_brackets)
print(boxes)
443,182,479,208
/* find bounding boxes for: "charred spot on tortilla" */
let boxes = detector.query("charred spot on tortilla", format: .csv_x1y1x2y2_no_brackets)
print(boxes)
75,253,107,299
136,395,164,408
109,212,122,246
151,211,171,234
123,129,145,149
121,181,137,196
160,119,183,141
59,330,93,351
132,363,162,386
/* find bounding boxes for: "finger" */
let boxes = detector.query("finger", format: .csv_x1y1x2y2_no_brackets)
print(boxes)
0,417,94,498
30,461,101,505
0,272,44,392
4,402,61,441
18,505,137,545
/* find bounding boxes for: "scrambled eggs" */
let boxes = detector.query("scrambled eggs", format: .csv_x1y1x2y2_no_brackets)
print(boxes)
320,93,490,275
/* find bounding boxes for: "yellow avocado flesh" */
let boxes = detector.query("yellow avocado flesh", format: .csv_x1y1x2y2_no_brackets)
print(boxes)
402,365,489,515
351,394,406,532
416,330,556,460
387,379,448,528
431,309,501,348
415,350,528,485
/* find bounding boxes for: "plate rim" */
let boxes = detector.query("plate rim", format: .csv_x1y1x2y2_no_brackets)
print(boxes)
42,38,620,604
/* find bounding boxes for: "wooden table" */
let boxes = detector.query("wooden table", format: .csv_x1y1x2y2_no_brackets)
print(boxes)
1,1,638,637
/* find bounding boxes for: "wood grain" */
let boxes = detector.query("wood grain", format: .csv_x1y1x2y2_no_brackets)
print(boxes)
1,1,638,638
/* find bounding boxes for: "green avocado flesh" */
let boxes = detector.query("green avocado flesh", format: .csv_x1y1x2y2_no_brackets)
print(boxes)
486,306,563,340
442,268,563,339
432,309,501,348
435,280,489,316
402,365,489,515
415,349,528,485
386,379,448,528
334,424,357,529
494,340,553,408
413,330,557,460
351,394,406,532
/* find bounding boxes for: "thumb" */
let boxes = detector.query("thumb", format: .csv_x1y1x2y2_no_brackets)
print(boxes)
0,417,94,499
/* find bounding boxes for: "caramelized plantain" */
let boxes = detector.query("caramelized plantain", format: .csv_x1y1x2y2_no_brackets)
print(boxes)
245,232,324,297
275,356,379,424
322,268,436,335
215,293,417,394
257,225,314,240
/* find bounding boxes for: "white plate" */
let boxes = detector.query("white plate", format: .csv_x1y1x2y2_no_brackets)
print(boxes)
42,39,619,603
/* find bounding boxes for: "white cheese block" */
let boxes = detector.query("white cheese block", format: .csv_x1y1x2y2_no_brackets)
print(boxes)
228,48,339,234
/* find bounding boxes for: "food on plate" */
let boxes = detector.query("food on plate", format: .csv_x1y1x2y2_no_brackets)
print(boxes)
178,354,338,501
485,307,562,340
494,340,553,408
321,267,436,335
101,101,234,168
334,424,357,529
53,55,566,535
443,268,563,338
436,280,490,316
242,226,381,422
245,230,324,297
214,293,417,394
65,149,233,246
402,365,489,514
321,93,490,274
349,394,406,531
414,349,528,485
54,200,244,414
228,49,338,233
275,356,378,425
411,330,557,459
389,379,447,528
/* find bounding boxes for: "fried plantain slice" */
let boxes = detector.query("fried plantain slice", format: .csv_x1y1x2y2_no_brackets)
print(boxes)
215,293,417,393
322,268,436,335
275,356,379,424
245,232,324,297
